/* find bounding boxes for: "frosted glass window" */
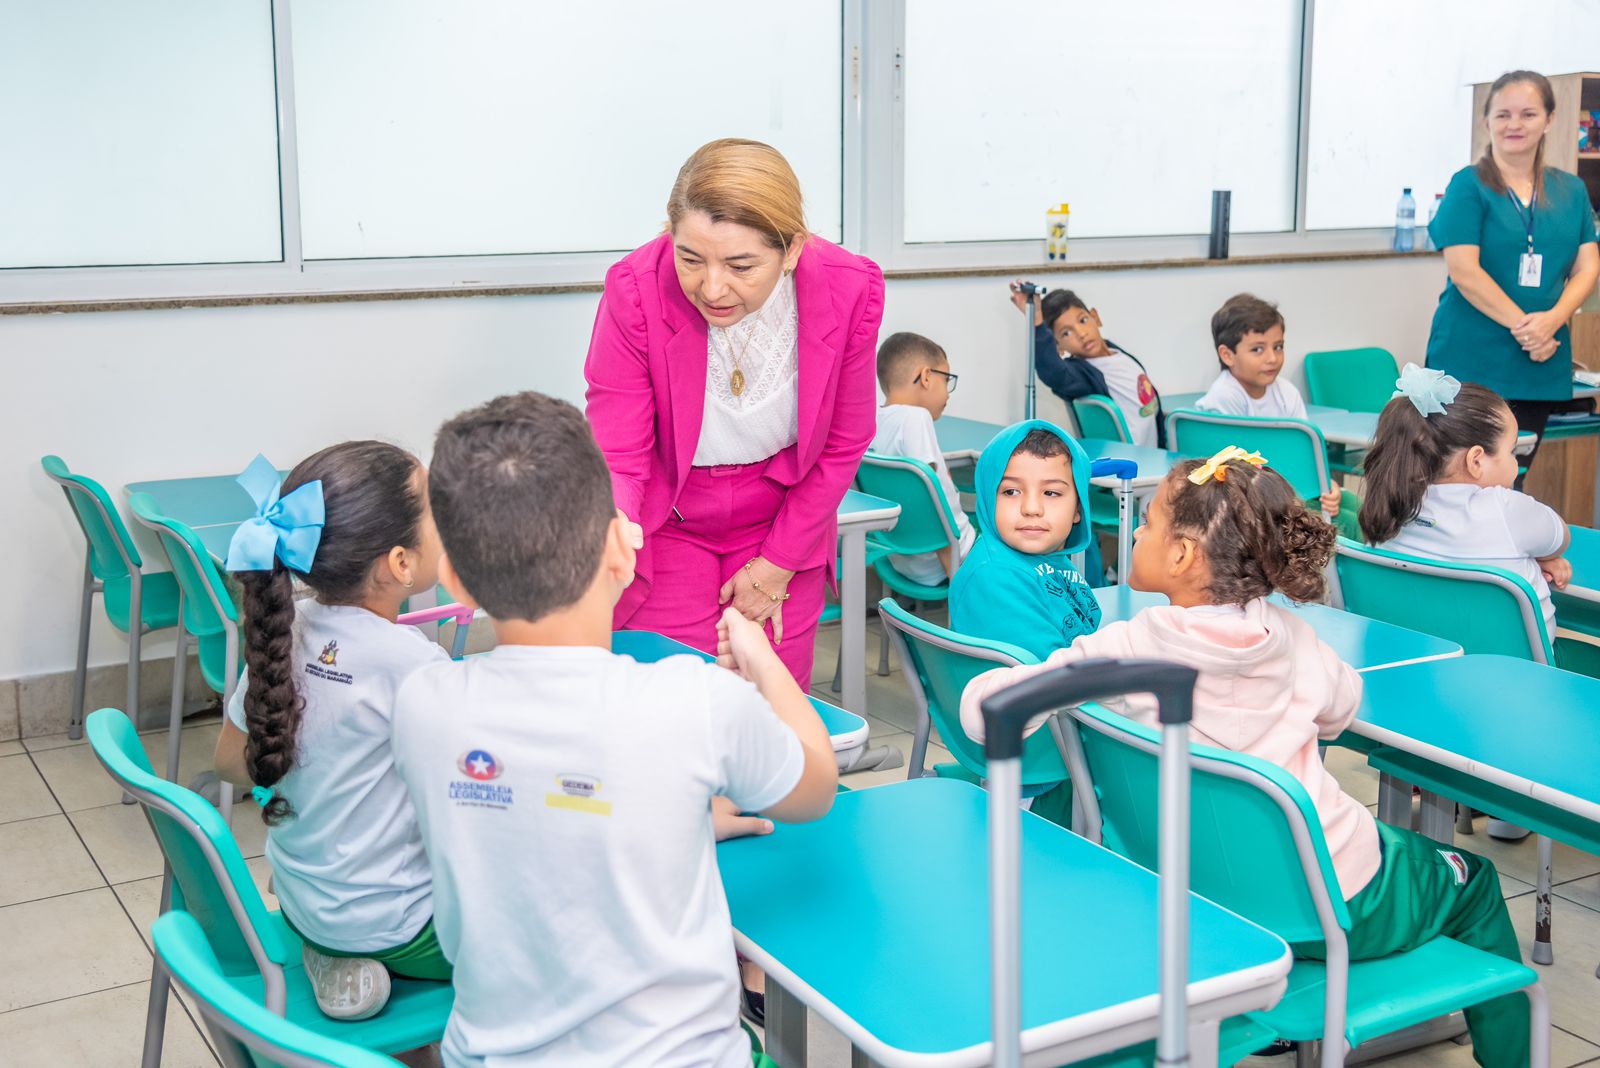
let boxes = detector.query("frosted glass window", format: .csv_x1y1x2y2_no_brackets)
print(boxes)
903,1,1301,243
0,1,281,269
1306,0,1600,231
292,2,843,260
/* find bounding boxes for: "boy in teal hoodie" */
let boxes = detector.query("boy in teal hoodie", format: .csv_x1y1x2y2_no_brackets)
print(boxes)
949,420,1102,661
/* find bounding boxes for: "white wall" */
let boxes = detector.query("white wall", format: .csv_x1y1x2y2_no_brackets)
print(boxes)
4,254,1446,682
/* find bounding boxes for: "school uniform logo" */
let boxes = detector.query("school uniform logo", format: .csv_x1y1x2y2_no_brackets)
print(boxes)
305,641,352,686
546,772,612,816
1437,849,1470,886
449,748,514,809
458,749,502,782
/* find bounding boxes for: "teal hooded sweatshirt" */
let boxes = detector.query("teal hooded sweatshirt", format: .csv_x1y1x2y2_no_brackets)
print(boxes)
949,420,1102,661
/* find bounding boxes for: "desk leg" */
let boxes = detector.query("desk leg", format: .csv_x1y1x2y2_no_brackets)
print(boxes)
1418,790,1455,843
1376,773,1411,828
1187,1019,1221,1067
840,528,867,715
765,976,807,1067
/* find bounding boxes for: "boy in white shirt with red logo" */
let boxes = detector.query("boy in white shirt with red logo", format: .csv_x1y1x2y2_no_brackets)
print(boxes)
391,391,836,1068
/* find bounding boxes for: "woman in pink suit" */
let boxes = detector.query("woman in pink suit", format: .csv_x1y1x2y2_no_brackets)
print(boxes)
585,138,884,689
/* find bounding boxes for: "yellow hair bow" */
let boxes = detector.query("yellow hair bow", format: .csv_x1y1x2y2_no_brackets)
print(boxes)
1187,445,1268,485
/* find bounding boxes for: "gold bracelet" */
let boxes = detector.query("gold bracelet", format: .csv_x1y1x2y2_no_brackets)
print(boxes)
743,559,791,603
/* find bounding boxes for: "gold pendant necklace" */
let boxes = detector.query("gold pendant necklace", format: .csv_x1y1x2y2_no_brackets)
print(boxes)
725,325,753,398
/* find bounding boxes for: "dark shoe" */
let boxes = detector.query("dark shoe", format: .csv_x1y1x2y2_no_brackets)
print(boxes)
740,982,765,1028
1252,1039,1297,1056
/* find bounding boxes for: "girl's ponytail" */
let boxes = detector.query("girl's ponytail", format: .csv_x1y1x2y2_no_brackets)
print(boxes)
1268,507,1336,603
1359,383,1511,545
238,562,301,825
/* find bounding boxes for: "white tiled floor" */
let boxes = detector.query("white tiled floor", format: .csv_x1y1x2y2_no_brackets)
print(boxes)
3,618,1598,1066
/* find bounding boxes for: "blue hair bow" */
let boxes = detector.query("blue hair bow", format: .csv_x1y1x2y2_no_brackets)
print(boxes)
224,455,325,573
1394,363,1461,417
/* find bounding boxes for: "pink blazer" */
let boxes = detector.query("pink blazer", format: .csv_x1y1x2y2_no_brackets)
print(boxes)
585,232,884,617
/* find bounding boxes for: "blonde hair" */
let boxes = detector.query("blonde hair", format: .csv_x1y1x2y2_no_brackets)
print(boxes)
666,139,807,254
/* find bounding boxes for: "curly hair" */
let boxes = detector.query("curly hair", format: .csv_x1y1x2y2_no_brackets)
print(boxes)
1163,458,1335,605
237,441,425,825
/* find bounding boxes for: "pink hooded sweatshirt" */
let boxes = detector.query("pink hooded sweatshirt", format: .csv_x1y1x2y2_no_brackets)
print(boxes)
960,598,1381,901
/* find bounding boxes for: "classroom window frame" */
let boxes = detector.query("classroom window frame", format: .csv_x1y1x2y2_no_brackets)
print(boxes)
0,0,1411,310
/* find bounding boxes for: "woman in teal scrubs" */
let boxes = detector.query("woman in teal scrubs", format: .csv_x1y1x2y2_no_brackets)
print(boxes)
1426,69,1599,472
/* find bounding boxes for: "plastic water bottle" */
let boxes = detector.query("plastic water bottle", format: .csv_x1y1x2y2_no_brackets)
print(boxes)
1393,188,1416,252
1423,193,1443,251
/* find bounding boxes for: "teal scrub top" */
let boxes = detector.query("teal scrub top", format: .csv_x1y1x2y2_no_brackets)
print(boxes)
1424,165,1598,401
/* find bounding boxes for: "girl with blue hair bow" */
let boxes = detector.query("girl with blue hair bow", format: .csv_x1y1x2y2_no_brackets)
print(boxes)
1360,366,1572,841
211,442,453,1023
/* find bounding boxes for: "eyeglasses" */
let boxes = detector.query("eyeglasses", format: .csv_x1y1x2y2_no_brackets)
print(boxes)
923,368,959,393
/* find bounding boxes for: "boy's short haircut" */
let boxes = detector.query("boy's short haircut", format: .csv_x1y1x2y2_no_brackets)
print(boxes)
1211,293,1285,353
1011,428,1073,464
876,331,947,391
429,391,616,623
1040,289,1089,333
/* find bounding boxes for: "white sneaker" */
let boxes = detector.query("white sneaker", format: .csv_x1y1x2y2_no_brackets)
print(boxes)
301,946,391,1021
1486,819,1531,842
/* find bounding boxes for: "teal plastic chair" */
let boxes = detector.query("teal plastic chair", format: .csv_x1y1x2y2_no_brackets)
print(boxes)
127,491,245,822
856,452,965,601
855,451,969,677
876,598,1076,803
86,708,453,1068
1303,348,1399,414
1060,700,1550,1068
1166,410,1331,502
1301,348,1398,476
1071,394,1132,443
153,911,406,1068
41,457,182,739
1333,538,1567,963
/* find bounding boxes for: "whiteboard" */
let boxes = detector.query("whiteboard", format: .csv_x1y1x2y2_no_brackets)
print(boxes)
1307,0,1600,231
291,1,843,260
0,0,281,269
903,0,1301,243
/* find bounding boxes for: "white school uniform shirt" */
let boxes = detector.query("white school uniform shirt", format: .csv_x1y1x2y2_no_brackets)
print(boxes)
1381,482,1566,636
225,600,447,952
1194,369,1308,420
1094,348,1160,447
391,646,805,1068
872,404,977,586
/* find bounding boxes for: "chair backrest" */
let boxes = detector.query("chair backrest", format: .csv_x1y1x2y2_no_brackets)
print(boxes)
1166,410,1330,499
1334,538,1551,662
1063,700,1349,944
877,599,1068,786
154,911,403,1068
1071,395,1132,443
40,455,141,582
856,452,963,557
1303,348,1399,414
85,709,293,1008
128,492,239,640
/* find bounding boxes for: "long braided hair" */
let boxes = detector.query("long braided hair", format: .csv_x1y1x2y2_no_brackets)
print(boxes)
236,441,425,824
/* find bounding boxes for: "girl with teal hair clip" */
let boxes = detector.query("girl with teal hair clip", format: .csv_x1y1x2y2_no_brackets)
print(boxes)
949,419,1102,661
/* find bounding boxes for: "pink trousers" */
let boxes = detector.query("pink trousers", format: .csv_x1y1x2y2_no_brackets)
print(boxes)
620,460,824,689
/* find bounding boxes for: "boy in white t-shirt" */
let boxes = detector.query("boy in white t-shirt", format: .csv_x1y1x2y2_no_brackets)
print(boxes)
1196,293,1343,520
872,331,976,585
391,392,837,1068
1009,282,1167,447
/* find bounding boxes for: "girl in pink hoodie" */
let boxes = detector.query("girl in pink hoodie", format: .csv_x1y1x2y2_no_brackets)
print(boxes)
962,448,1529,1068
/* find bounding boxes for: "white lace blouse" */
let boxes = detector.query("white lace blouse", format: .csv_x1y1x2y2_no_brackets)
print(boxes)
691,274,800,466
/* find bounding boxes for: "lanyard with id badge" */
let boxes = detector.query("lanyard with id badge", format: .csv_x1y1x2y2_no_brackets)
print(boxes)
1508,187,1541,287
